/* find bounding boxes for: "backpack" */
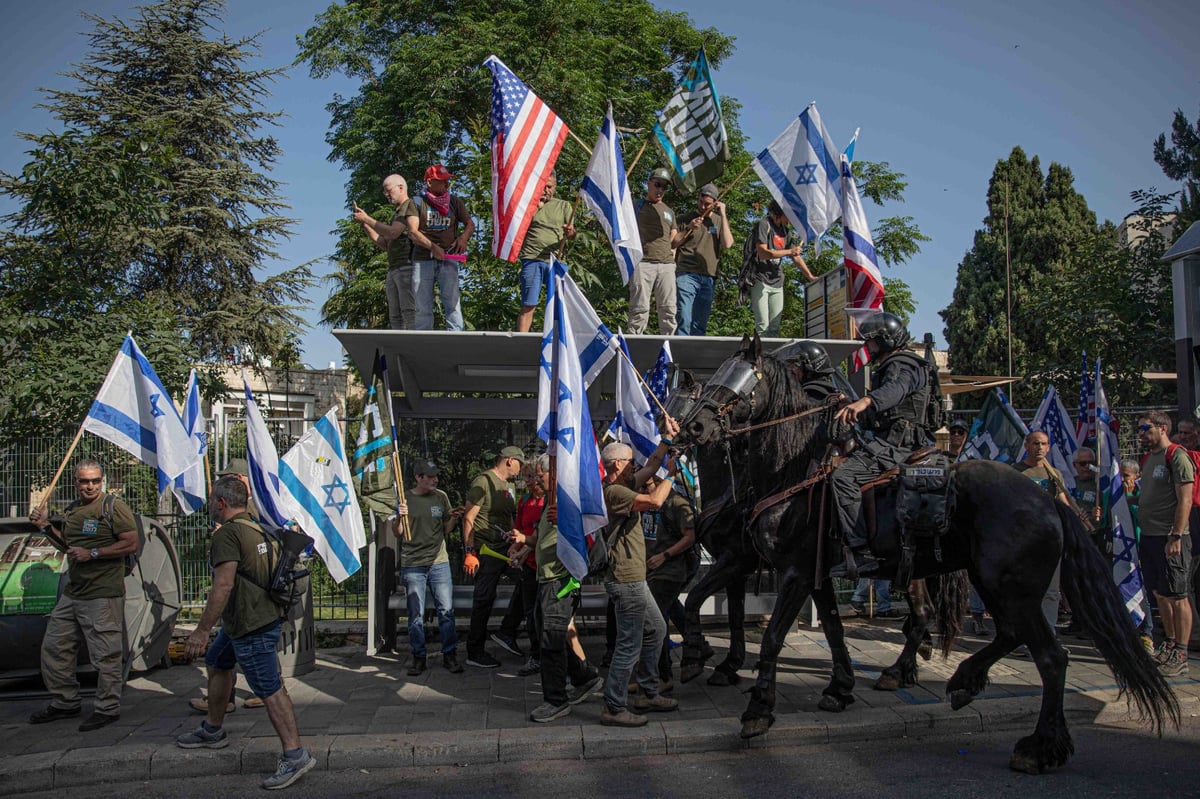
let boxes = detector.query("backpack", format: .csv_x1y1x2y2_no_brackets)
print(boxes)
66,494,144,577
1140,443,1200,509
735,225,761,307
238,520,314,621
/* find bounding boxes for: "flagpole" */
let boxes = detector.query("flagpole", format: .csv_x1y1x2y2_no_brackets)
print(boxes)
378,351,412,542
715,161,755,203
568,128,593,157
557,194,584,260
625,137,650,178
36,421,89,514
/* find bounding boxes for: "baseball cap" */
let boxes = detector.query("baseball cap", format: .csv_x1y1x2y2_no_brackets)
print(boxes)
424,164,454,182
649,167,672,184
217,458,249,477
499,446,526,462
413,459,440,477
698,183,719,200
948,419,969,433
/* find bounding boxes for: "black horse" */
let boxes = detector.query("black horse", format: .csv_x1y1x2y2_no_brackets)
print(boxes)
679,338,1178,773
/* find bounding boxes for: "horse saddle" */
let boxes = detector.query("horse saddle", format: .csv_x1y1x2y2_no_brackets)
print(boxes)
862,448,953,544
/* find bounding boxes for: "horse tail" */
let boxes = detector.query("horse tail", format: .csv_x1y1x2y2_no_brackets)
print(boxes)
931,569,969,658
1055,501,1180,734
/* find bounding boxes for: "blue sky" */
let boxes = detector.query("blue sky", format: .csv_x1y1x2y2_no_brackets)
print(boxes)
3,1,1197,370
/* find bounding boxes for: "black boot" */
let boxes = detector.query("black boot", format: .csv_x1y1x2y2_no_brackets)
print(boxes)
829,547,879,579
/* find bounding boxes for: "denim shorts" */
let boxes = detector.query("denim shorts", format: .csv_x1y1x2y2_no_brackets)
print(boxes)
205,619,283,699
519,259,550,307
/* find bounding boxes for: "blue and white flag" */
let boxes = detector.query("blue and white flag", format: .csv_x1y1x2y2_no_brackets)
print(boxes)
1024,385,1079,494
171,369,207,514
580,103,643,284
242,373,290,531
1094,363,1149,626
960,388,1029,463
536,257,618,442
751,103,843,248
607,335,660,465
82,334,200,488
537,262,610,580
280,408,366,584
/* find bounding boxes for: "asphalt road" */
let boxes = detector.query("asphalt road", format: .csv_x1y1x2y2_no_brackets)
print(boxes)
19,718,1200,799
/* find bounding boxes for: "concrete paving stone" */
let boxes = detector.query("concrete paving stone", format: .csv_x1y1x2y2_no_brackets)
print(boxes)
662,716,745,754
0,749,59,793
241,733,334,774
413,729,499,766
974,695,1045,732
407,713,457,733
485,709,530,729
499,724,584,761
55,743,156,787
150,740,245,780
824,706,906,742
328,733,415,770
891,701,982,736
746,712,829,750
673,706,723,721
581,722,667,760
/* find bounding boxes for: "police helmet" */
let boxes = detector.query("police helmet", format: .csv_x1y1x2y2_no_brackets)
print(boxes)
772,340,834,376
857,312,911,353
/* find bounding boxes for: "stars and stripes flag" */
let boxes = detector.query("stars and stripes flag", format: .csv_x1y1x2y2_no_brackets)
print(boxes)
82,334,200,491
643,341,672,407
172,369,208,514
1095,361,1149,626
840,154,885,373
537,258,610,580
751,103,843,248
1076,351,1096,447
580,103,643,284
652,48,729,193
1025,384,1080,494
484,55,568,262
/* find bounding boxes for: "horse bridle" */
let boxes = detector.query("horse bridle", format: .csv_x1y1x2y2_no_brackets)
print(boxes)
695,355,831,440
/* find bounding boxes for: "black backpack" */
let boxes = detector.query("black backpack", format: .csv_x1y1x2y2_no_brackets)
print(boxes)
238,520,314,621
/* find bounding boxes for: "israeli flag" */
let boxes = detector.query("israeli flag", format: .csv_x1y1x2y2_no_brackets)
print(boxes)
580,103,643,284
607,334,661,465
536,257,618,443
171,369,208,514
82,334,200,488
1025,385,1079,494
751,102,843,248
279,408,366,584
242,373,291,531
538,262,610,580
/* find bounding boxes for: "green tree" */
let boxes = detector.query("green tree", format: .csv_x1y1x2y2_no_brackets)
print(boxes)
1153,105,1200,229
0,0,313,438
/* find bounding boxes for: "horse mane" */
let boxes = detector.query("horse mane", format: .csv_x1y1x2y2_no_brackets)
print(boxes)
748,355,827,488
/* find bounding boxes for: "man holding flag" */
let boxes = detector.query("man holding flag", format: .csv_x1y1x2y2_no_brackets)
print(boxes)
516,171,576,332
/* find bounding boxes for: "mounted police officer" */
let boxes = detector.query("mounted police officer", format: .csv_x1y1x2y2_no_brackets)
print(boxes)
772,340,838,403
829,313,934,577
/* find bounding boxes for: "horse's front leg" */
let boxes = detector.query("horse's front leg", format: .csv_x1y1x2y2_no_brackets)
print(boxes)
680,549,737,683
708,573,746,686
740,564,813,739
811,578,855,711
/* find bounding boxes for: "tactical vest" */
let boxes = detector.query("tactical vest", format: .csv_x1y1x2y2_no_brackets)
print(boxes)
871,351,933,447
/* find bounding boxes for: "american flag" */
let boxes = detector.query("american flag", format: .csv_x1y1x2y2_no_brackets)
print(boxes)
1076,350,1095,447
840,155,884,372
484,55,568,262
643,341,673,407
1026,384,1079,494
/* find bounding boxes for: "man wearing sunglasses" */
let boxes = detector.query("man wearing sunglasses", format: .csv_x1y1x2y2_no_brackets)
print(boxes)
628,168,679,335
28,460,138,732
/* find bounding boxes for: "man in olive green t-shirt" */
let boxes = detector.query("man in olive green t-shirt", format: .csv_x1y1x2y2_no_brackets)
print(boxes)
516,172,577,332
354,173,421,330
29,459,138,731
628,167,679,335
673,183,733,336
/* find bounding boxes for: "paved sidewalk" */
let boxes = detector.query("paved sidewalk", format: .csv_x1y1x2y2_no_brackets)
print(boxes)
3,614,1197,792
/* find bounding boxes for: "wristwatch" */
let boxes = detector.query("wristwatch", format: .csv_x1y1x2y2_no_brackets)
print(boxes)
90,548,99,559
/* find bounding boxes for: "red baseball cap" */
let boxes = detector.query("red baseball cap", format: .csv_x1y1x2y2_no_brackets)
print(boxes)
424,164,454,182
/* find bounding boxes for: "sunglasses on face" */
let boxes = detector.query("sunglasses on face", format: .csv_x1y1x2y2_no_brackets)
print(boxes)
77,477,102,485
1137,423,1157,432
650,180,669,189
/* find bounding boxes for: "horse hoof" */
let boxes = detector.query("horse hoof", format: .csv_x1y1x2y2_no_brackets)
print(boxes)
949,689,975,710
740,716,773,739
817,694,848,713
1009,751,1044,775
680,662,703,684
874,673,901,692
918,642,933,661
707,669,741,687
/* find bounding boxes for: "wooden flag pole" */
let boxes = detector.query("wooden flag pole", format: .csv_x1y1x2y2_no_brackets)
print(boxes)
35,422,88,514
715,161,755,204
625,137,651,178
392,450,412,542
568,129,593,157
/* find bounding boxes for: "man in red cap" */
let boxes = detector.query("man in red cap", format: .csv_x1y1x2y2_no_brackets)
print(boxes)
409,164,473,330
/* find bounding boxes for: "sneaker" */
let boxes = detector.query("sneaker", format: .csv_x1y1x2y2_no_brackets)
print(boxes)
176,723,230,749
29,704,80,724
567,674,603,705
262,751,316,790
79,711,120,731
443,652,464,674
600,707,648,727
189,696,236,714
490,632,524,657
631,694,679,714
1160,648,1189,677
466,651,502,669
407,655,427,677
529,701,571,723
849,600,867,614
658,678,674,695
517,657,541,676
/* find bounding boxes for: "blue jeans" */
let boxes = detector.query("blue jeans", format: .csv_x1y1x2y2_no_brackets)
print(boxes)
851,578,892,613
603,579,665,711
401,561,457,656
675,273,715,336
413,259,464,330
206,619,283,699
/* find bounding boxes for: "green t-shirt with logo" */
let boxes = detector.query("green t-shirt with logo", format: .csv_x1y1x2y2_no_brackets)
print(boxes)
1139,446,1195,537
387,198,419,270
637,200,676,263
518,197,572,262
210,514,281,639
603,483,646,583
466,470,517,551
642,492,694,584
63,494,137,600
674,209,726,277
403,489,451,567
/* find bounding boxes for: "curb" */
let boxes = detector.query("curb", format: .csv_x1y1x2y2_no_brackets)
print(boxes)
0,690,1170,790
